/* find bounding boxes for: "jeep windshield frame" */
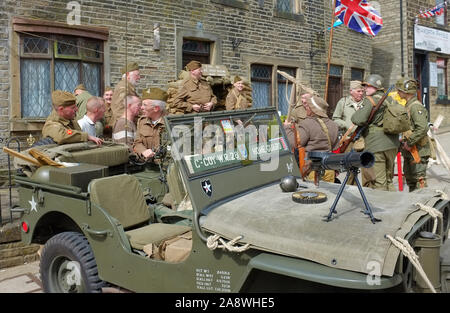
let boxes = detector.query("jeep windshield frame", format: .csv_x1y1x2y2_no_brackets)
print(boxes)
165,107,291,179
165,107,298,241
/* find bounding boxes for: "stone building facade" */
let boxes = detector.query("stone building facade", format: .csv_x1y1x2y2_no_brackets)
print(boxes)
372,0,450,127
0,0,373,168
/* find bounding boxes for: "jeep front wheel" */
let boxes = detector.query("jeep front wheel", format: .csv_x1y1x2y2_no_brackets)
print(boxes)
40,232,104,293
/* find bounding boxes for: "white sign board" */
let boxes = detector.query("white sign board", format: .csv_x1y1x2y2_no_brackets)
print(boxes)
429,62,438,87
414,24,450,55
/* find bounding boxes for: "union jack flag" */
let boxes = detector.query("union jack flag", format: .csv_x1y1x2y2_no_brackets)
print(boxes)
334,0,383,37
419,1,447,18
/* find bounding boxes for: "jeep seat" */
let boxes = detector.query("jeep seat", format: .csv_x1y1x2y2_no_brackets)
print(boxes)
89,174,190,250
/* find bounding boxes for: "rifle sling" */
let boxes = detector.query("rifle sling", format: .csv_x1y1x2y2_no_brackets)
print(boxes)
316,118,332,151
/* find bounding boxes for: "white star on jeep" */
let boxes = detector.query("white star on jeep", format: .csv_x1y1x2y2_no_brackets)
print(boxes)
203,182,211,193
29,196,38,212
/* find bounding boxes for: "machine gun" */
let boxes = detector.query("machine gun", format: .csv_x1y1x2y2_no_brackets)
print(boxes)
307,151,381,224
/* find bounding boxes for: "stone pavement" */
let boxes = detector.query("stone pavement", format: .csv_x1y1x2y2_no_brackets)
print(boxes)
0,261,41,293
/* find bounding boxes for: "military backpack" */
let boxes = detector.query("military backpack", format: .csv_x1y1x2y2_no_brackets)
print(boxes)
382,100,411,134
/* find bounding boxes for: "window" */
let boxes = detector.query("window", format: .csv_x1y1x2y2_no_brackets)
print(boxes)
277,67,296,116
182,39,211,70
276,0,301,14
11,17,108,125
437,58,448,100
19,34,103,118
251,64,273,109
435,0,447,26
327,65,343,117
210,0,249,10
351,68,364,82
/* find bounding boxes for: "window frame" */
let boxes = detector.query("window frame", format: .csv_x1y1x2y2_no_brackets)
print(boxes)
250,63,300,113
10,17,108,131
436,58,448,100
274,0,305,23
435,0,447,26
210,0,249,10
251,64,274,108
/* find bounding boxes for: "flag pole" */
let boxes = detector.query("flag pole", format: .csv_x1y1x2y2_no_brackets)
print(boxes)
324,0,337,102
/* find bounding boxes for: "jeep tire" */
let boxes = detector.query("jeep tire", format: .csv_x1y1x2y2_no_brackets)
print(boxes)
40,232,104,293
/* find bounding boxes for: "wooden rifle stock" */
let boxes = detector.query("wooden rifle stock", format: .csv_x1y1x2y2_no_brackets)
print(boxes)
409,145,420,164
292,124,306,179
338,85,394,153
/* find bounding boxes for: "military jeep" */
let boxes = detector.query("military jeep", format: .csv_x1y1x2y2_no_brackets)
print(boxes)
12,107,450,293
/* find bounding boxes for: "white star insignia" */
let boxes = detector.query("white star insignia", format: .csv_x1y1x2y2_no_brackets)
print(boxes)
203,182,211,193
29,196,38,212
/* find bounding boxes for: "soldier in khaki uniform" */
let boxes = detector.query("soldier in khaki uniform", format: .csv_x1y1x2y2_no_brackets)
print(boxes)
42,90,103,145
100,86,114,138
396,78,431,191
112,95,142,150
351,74,399,191
74,84,94,120
225,76,252,110
332,80,365,134
111,62,140,127
171,60,217,114
285,96,339,183
133,88,168,160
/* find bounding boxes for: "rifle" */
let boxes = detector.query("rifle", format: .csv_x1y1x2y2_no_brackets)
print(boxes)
338,85,394,153
292,124,306,179
286,83,296,123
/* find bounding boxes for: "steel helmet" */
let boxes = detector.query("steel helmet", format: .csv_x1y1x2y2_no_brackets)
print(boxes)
362,74,384,90
396,77,418,94
279,175,299,192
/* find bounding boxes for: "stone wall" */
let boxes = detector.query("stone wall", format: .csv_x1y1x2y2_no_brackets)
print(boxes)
0,0,373,169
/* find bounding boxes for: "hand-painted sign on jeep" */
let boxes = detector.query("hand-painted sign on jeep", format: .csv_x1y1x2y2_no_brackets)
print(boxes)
10,107,450,293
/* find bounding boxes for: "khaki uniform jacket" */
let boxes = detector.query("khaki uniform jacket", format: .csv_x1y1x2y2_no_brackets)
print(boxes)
75,91,93,120
112,117,136,149
111,78,138,126
351,91,399,153
332,96,363,131
289,103,307,124
171,77,217,114
42,110,88,144
404,96,430,157
133,117,166,157
225,88,251,110
285,117,339,152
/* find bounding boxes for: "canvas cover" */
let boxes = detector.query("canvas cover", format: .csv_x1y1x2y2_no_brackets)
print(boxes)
13,142,129,176
201,181,447,276
89,174,150,229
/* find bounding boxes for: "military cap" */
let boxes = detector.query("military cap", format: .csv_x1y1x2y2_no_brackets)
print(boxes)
52,90,77,108
186,60,202,71
350,80,363,90
234,75,243,84
362,74,384,90
396,77,418,94
120,62,140,75
306,96,329,118
142,87,168,101
74,84,86,92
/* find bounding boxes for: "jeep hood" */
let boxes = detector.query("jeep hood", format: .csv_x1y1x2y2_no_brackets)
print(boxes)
201,181,446,276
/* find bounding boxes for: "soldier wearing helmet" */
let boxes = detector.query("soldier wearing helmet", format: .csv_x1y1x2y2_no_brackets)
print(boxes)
351,74,400,191
396,77,430,191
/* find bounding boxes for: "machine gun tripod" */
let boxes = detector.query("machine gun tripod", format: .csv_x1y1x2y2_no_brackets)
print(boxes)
307,151,381,224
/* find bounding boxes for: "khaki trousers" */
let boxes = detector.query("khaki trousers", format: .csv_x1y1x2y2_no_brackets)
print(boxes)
365,148,398,191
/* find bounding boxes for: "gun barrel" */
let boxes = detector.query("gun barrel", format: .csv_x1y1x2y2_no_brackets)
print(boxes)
308,151,375,171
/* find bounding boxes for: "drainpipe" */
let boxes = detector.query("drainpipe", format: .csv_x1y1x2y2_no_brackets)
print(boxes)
400,0,405,77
